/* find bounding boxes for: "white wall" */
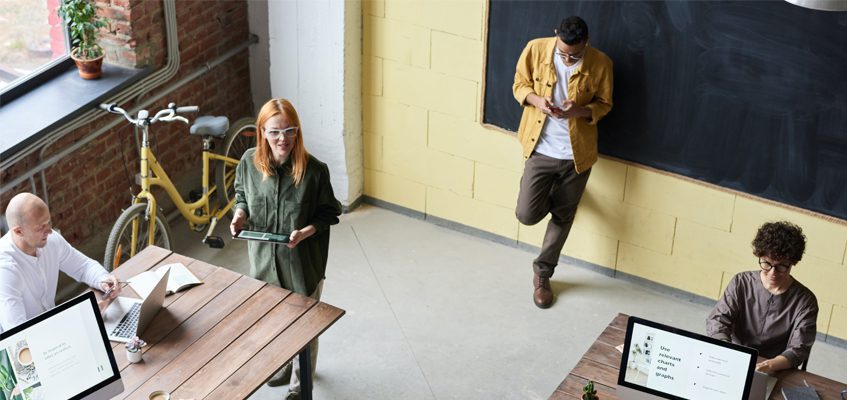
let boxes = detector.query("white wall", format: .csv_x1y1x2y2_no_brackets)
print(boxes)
266,0,363,207
247,0,271,112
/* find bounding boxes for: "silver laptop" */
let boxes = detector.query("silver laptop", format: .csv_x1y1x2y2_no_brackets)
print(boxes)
617,316,758,400
103,268,170,343
748,371,778,400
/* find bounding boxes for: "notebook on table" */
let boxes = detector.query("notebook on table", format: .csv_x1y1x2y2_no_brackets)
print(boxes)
781,385,820,400
102,268,170,343
128,262,202,298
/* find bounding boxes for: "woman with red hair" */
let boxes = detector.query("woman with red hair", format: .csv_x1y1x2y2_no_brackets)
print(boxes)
230,98,341,398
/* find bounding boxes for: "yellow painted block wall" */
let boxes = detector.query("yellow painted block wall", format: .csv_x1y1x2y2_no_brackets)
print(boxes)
361,0,847,341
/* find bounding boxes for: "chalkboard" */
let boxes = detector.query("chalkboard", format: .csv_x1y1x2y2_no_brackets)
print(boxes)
484,0,847,221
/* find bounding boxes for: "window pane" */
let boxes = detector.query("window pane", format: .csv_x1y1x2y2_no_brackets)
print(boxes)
0,0,69,91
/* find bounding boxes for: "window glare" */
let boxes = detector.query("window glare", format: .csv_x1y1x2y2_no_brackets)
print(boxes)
0,0,69,91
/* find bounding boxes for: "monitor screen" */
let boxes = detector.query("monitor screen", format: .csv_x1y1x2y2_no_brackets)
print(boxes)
618,316,757,400
0,292,123,400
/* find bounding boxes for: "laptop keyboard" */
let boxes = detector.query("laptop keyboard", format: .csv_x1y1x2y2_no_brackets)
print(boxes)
111,302,141,338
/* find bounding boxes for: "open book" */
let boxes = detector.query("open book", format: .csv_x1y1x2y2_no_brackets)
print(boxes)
128,263,203,298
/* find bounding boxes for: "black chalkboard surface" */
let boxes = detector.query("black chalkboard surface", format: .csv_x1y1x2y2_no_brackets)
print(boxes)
484,1,847,221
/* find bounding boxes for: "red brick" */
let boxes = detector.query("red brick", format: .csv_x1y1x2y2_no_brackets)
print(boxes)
3,0,250,247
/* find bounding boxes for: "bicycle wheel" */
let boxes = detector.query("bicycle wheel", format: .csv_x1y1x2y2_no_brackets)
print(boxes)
216,117,256,216
103,203,173,271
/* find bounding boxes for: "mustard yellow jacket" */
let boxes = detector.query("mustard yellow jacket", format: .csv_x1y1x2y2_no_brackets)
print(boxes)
513,37,614,173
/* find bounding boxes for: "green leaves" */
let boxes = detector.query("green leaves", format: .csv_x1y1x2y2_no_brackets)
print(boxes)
57,0,106,60
582,380,598,400
0,363,12,392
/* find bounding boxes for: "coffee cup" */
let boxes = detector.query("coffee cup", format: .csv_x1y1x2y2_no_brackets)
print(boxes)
17,347,32,366
149,390,170,400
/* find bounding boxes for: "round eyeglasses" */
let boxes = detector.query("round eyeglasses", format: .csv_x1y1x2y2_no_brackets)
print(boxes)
264,126,298,139
758,258,791,273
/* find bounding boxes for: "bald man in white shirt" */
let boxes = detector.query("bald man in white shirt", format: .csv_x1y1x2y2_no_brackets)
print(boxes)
0,192,121,334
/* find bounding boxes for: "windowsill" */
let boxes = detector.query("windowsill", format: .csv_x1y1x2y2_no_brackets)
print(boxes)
0,63,150,161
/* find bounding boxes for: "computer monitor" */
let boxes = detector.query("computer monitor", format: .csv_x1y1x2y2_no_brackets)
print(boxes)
618,316,757,400
0,292,124,400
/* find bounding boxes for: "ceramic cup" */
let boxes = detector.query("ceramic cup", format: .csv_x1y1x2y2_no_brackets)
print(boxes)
17,346,33,366
148,390,171,400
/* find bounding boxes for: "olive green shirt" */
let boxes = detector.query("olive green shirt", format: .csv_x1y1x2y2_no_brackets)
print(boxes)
234,149,342,295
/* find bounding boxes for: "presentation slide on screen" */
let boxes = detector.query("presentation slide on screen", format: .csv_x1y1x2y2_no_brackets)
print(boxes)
623,322,751,400
0,301,114,400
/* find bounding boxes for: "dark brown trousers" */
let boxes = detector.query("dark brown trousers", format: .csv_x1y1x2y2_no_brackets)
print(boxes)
516,152,591,278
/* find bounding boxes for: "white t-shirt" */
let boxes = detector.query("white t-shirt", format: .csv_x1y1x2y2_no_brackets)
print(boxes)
0,230,109,333
534,55,583,160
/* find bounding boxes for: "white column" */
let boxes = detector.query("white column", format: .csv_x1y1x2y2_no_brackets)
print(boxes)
266,0,363,208
247,0,271,111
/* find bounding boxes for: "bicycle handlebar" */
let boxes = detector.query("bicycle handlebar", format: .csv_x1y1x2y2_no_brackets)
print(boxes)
176,106,199,113
99,102,198,125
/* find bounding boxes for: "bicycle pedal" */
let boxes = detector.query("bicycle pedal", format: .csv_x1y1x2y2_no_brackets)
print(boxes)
203,236,225,249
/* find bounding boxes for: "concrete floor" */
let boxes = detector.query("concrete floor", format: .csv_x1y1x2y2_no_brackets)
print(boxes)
170,204,847,400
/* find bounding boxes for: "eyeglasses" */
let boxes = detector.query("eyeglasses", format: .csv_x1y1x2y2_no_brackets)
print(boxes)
758,258,792,273
264,126,298,139
556,50,584,62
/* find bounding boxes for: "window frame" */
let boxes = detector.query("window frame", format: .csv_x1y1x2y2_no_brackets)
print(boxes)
0,2,74,106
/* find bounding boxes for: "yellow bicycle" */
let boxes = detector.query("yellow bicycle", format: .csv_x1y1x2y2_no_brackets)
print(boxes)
100,102,256,270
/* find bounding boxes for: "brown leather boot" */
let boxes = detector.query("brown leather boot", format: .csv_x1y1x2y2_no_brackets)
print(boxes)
533,273,553,308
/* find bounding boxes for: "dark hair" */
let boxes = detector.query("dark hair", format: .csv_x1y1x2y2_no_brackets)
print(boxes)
557,16,589,45
752,221,806,265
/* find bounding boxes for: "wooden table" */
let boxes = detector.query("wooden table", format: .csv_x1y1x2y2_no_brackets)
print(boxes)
549,313,847,400
104,245,345,400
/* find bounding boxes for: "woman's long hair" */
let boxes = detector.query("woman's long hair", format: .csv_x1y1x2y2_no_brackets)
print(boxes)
253,98,309,186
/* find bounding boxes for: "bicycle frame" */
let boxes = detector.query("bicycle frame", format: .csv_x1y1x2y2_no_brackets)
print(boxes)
128,124,239,256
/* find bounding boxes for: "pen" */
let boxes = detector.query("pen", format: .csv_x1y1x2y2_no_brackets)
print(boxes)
102,281,129,298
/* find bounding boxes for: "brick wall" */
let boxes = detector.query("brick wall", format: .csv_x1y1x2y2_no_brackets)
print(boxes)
1,0,253,251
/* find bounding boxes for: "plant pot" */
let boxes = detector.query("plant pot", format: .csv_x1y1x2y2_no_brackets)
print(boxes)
70,48,104,80
126,349,142,364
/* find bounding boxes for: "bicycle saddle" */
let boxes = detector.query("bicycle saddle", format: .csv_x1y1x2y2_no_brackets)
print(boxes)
190,116,230,138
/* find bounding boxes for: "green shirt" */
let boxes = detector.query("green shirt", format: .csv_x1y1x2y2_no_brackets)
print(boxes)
234,149,342,295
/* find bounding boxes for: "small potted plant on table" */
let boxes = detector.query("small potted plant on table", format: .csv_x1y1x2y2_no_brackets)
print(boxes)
57,0,108,79
126,336,146,363
582,380,599,400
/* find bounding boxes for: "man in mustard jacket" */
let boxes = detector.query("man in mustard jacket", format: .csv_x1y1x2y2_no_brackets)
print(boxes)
512,16,613,309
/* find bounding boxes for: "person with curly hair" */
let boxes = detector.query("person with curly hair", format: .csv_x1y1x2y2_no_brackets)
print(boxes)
706,221,818,374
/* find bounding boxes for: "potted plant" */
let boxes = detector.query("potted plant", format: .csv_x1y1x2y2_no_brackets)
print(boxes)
629,343,642,368
125,336,146,363
582,380,599,400
57,0,108,79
